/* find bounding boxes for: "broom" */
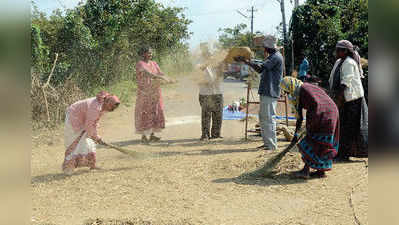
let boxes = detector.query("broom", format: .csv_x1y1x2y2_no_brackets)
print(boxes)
242,131,306,178
101,142,153,159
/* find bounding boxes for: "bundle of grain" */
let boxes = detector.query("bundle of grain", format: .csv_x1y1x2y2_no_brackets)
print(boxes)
224,47,254,64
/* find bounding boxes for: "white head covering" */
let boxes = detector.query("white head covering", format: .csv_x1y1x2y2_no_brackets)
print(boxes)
263,35,277,49
336,40,364,78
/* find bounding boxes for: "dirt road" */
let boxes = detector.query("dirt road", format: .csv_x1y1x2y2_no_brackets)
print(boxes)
32,75,368,225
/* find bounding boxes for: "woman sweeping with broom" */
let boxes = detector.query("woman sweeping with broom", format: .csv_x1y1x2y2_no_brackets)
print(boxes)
62,91,120,175
281,77,339,179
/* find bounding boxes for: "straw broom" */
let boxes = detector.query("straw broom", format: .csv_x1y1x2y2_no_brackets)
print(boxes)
101,142,152,159
242,131,306,178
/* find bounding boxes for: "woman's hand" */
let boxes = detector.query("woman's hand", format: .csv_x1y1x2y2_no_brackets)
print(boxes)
162,75,176,84
334,94,345,108
94,138,105,145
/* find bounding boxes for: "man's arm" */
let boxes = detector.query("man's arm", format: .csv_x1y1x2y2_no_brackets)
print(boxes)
246,61,263,73
262,54,280,71
234,56,263,73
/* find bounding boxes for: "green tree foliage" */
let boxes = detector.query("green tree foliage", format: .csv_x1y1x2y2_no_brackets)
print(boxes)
290,2,343,84
288,0,368,86
31,0,192,90
218,24,252,48
31,24,49,73
217,24,264,58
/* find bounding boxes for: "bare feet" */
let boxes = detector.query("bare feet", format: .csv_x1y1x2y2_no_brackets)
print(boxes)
291,166,310,179
141,135,149,144
149,134,161,142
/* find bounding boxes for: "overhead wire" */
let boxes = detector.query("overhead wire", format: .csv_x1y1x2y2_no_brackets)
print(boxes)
191,2,266,17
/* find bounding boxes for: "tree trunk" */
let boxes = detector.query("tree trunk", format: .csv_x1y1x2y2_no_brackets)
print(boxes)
290,35,295,75
278,0,288,73
280,0,287,45
290,0,300,75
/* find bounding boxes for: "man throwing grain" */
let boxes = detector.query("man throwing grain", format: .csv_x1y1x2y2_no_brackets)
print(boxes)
197,54,225,141
236,35,284,150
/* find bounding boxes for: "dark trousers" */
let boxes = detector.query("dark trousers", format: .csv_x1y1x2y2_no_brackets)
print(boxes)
199,94,223,138
338,98,362,158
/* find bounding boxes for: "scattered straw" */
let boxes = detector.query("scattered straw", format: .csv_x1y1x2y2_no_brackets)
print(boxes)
241,131,306,178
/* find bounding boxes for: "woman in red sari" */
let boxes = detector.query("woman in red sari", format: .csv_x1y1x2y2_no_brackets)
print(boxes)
135,47,172,144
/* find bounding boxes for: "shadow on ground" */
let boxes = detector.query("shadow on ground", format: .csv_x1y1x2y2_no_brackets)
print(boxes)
31,167,136,185
156,147,260,157
212,171,308,187
97,137,260,149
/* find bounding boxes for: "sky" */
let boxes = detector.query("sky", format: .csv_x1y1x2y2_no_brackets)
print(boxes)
34,0,304,50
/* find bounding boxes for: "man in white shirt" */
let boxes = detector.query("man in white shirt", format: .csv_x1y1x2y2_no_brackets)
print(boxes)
198,63,224,140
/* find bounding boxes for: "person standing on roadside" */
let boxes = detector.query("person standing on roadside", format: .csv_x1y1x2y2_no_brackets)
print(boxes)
298,55,309,82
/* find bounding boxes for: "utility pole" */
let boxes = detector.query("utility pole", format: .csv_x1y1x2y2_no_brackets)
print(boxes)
237,6,257,47
247,6,257,47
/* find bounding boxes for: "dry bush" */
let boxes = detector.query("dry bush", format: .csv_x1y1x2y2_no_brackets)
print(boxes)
31,71,85,129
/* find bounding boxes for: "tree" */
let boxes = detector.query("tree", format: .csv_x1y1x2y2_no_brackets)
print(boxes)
276,0,288,48
294,0,299,8
218,23,251,48
289,0,368,87
31,0,193,126
31,24,49,73
31,0,192,89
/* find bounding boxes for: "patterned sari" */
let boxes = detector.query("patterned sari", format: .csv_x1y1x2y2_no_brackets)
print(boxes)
298,83,340,171
134,60,165,136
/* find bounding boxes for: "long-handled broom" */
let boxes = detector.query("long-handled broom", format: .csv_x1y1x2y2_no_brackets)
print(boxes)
242,131,306,178
101,142,153,159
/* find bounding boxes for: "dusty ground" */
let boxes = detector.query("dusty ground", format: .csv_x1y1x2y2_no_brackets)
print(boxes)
32,74,368,225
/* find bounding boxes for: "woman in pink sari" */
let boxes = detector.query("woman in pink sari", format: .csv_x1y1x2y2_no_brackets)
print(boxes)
135,47,172,143
63,91,120,175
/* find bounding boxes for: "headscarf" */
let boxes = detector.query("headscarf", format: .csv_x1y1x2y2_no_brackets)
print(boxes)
330,40,364,96
280,76,303,114
96,91,120,106
336,40,364,78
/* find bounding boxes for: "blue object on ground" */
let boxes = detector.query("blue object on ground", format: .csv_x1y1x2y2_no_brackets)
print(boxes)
222,106,305,121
